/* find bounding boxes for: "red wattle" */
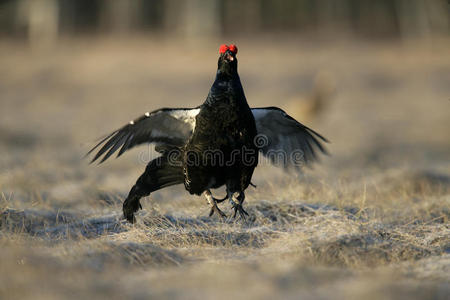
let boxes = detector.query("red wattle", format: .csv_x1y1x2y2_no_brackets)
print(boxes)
229,44,238,54
219,44,229,54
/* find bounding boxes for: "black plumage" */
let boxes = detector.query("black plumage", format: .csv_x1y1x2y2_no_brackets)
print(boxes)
88,44,328,223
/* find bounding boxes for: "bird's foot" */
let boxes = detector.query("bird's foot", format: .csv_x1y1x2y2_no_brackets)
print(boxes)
204,190,227,218
208,203,227,218
231,202,249,219
123,198,142,224
229,191,248,220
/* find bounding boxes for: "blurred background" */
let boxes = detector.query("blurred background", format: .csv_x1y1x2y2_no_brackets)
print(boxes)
1,0,449,43
0,1,449,299
0,0,448,173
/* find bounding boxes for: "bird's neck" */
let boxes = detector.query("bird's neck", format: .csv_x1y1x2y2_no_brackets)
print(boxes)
205,73,248,107
215,69,238,81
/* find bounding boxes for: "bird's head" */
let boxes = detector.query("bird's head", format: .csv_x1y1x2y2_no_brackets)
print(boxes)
217,44,238,77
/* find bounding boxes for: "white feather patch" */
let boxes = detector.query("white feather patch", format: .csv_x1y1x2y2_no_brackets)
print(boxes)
169,108,200,128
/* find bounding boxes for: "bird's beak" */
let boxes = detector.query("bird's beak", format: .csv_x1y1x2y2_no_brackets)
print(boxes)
224,52,234,62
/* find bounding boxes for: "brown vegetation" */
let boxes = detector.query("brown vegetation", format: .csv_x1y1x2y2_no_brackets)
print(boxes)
0,38,449,299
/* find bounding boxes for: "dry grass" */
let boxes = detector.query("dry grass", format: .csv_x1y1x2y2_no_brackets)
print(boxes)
0,37,449,299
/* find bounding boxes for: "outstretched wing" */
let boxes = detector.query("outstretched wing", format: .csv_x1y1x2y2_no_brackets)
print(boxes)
252,107,329,171
87,108,200,163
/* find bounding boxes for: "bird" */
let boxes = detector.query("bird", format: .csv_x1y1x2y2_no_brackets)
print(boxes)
87,44,328,223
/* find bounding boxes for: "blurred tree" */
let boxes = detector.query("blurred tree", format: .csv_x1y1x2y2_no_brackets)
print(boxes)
162,0,220,41
58,0,101,33
0,0,448,40
183,0,220,40
16,0,58,46
222,0,261,34
396,0,449,39
100,0,140,33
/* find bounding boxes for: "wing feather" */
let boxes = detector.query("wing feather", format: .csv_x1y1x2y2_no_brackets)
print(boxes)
87,108,200,163
117,133,134,157
252,107,329,171
100,133,128,163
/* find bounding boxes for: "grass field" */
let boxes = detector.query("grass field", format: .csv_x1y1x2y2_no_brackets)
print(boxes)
0,37,449,299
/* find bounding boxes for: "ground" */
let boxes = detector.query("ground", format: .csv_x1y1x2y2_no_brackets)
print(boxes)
0,37,449,299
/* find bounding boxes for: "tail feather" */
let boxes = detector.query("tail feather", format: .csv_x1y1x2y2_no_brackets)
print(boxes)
123,155,184,223
140,155,184,191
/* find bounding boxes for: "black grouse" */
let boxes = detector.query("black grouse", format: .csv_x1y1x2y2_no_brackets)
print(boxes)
88,44,328,223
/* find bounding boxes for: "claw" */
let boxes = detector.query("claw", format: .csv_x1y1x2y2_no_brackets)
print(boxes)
209,204,227,218
229,191,248,220
232,203,248,220
242,207,249,216
204,190,227,218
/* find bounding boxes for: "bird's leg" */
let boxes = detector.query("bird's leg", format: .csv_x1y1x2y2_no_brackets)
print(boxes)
204,190,227,218
230,191,249,219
